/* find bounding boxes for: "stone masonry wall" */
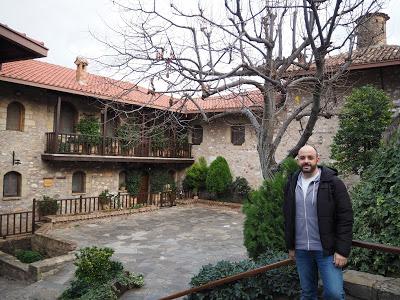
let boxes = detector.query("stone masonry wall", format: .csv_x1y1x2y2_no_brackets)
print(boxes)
0,82,130,213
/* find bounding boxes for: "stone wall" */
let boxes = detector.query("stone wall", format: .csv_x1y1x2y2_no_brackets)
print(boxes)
0,82,147,213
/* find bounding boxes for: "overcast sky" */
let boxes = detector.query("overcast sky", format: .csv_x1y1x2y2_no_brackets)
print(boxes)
2,0,400,74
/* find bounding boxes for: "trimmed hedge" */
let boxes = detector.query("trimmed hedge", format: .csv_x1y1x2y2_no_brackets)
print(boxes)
186,250,300,299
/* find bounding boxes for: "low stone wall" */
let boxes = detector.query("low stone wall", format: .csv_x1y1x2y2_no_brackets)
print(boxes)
0,235,31,254
0,250,31,281
176,198,243,211
344,270,400,300
31,233,76,257
0,233,76,282
37,205,160,231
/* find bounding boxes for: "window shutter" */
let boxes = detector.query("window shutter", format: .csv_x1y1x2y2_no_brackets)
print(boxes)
72,171,86,193
192,125,203,145
6,102,23,131
231,125,245,145
3,172,21,197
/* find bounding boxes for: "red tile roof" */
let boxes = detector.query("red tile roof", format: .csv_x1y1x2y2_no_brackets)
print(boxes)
1,45,399,113
0,60,172,109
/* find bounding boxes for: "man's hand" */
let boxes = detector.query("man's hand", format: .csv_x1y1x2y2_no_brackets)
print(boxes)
288,250,295,261
333,252,347,268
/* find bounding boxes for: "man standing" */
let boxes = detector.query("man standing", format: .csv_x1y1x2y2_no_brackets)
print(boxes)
283,145,353,299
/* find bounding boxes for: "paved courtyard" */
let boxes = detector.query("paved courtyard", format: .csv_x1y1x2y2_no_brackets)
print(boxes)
0,206,247,299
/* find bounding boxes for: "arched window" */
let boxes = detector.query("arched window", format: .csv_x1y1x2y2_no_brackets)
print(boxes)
6,102,25,131
3,171,22,197
72,171,86,193
192,125,203,145
119,171,127,190
58,102,78,133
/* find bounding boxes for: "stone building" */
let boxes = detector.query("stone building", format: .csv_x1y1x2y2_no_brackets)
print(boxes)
183,12,400,187
1,13,399,212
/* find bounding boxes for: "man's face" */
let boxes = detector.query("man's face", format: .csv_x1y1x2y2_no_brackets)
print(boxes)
297,146,320,174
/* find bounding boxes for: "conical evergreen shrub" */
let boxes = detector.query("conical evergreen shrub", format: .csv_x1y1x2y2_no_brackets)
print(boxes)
206,156,232,195
243,158,299,259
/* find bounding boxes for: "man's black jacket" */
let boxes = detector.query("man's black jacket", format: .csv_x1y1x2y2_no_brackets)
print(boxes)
283,166,353,257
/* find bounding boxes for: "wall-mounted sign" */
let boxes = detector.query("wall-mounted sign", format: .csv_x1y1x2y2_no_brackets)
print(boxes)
43,178,54,187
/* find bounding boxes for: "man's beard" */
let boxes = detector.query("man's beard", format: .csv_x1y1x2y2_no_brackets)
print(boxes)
302,164,317,173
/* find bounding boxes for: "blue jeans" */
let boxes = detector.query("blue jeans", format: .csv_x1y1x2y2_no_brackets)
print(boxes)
295,250,345,300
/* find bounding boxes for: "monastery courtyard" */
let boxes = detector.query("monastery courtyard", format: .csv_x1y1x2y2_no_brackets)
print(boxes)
0,206,247,300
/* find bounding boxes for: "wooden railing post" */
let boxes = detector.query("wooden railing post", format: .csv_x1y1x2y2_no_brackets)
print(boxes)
32,198,36,234
79,195,83,213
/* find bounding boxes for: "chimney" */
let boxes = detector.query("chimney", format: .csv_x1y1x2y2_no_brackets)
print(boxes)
74,56,89,85
355,12,390,49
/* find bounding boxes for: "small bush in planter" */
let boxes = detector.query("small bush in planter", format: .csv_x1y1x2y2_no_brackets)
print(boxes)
37,195,59,216
98,190,112,206
15,249,43,263
60,246,144,300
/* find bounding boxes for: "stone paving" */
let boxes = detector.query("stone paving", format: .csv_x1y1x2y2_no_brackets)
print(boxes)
0,206,247,299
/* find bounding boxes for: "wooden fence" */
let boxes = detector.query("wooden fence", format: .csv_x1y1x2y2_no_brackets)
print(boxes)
0,211,34,238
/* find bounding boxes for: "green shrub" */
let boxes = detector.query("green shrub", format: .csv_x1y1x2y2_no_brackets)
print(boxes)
37,195,59,216
76,116,102,145
126,169,141,195
150,127,168,150
61,246,144,300
243,158,299,259
98,189,112,206
349,133,400,276
15,249,43,263
116,122,141,149
331,85,392,175
150,169,176,193
184,157,208,192
231,176,251,200
187,249,300,299
206,156,232,195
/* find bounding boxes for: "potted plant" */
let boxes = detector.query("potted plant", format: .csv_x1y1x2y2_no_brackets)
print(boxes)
116,123,141,155
98,190,111,210
119,183,127,192
149,127,167,156
75,116,101,154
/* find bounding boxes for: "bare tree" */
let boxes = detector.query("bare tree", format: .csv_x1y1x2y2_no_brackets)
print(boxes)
96,0,383,178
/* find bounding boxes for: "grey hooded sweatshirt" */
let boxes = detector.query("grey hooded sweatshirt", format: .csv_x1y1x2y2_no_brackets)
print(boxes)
295,169,323,251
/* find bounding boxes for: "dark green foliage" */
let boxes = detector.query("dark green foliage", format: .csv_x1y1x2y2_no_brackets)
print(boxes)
243,158,299,259
231,177,251,199
116,123,140,148
74,247,122,286
150,126,168,150
187,249,300,299
331,85,392,175
149,169,176,193
15,249,43,263
60,246,144,300
76,116,102,145
98,189,112,205
184,157,208,192
206,156,232,195
37,195,59,216
126,169,141,195
349,133,400,276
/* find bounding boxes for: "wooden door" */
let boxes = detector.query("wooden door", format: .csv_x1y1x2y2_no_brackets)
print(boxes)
137,173,149,205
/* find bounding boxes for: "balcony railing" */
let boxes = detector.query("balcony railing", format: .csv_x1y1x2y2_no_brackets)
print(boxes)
45,132,192,158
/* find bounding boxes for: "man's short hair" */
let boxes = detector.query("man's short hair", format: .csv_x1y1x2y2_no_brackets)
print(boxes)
297,144,319,158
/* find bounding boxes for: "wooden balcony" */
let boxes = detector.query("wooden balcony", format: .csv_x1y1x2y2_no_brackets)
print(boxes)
42,132,194,164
